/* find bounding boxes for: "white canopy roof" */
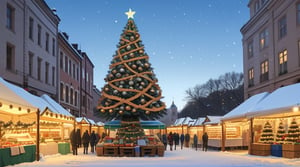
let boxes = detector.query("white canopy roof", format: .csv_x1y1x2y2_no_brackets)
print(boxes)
203,115,223,125
246,83,300,117
40,94,73,117
221,92,269,121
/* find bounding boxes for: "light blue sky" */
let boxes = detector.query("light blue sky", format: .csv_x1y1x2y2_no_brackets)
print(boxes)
46,0,249,111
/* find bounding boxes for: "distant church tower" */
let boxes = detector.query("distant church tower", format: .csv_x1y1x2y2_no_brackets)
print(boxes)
159,101,178,126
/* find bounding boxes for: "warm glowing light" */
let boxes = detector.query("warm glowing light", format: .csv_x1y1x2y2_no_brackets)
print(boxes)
293,106,299,112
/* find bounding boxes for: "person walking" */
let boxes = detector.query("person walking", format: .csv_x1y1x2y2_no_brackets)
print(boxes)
76,129,81,148
90,130,97,153
180,133,184,149
173,133,179,150
167,132,174,151
70,129,78,155
193,134,198,151
184,133,190,148
202,132,208,152
82,130,90,154
162,133,168,150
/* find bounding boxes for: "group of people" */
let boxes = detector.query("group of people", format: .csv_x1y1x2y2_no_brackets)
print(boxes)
161,132,208,152
70,129,101,155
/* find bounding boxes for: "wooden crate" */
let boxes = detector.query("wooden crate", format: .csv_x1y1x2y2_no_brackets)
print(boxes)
96,146,104,156
141,146,156,157
157,146,164,157
103,146,119,156
119,147,135,157
250,143,271,156
282,144,300,158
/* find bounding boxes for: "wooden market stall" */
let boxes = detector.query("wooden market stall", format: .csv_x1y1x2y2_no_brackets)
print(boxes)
97,119,166,157
221,92,269,151
76,117,92,137
203,116,224,149
245,83,300,158
0,77,39,166
189,117,205,148
38,94,74,156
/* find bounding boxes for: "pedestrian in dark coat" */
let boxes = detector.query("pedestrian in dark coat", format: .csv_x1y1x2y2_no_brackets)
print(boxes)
82,130,90,154
168,132,174,151
90,131,97,153
202,132,208,152
185,133,190,147
173,133,179,150
180,134,184,149
76,129,81,148
193,134,198,150
70,129,78,155
162,134,168,150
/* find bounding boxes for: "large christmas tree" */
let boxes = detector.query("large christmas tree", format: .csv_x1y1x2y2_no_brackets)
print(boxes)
98,9,166,143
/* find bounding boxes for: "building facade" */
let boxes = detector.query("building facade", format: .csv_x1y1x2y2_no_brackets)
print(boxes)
0,0,60,99
58,32,82,117
159,101,178,126
241,0,300,99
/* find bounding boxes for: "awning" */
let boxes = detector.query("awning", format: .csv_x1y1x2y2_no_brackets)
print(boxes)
104,120,166,129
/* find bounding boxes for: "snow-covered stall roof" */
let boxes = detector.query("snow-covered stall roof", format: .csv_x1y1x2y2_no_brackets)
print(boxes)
193,117,206,126
182,117,193,125
173,118,185,126
0,77,37,114
87,119,96,125
76,117,91,124
221,92,269,121
246,83,300,118
96,121,104,126
41,94,73,117
203,116,223,125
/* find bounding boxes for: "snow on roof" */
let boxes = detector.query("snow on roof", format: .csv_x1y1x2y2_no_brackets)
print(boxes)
40,94,73,117
96,121,104,126
0,77,37,112
76,117,90,124
173,117,185,126
193,117,206,126
204,115,223,125
246,83,300,117
87,119,96,125
182,117,193,125
222,92,269,121
188,119,196,126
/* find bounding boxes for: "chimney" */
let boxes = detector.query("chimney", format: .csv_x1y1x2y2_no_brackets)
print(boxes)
62,32,69,40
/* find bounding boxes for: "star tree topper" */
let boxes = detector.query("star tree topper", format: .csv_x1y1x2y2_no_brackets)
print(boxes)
125,8,136,19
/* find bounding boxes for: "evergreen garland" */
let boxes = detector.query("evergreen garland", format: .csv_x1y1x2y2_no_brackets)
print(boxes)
260,121,274,144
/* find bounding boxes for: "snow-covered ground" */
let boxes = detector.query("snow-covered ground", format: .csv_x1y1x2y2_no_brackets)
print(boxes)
10,146,300,167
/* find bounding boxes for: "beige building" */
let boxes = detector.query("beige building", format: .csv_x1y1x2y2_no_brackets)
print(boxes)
0,0,60,99
241,0,300,99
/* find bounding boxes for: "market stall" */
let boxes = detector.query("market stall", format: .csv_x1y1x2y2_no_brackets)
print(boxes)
38,94,74,156
97,119,166,157
245,83,300,158
76,117,91,137
221,92,269,151
0,77,38,166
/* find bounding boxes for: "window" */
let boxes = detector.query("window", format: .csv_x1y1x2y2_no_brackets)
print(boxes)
259,29,268,49
52,66,55,86
6,4,14,30
29,52,34,76
65,85,69,103
6,44,15,71
76,67,79,81
298,41,300,67
279,49,288,75
82,95,86,107
70,88,74,105
37,57,42,81
38,25,41,46
45,33,49,52
248,41,253,58
254,1,260,13
29,17,34,40
64,56,68,73
297,3,300,25
60,52,63,69
73,64,76,79
260,60,269,82
279,16,287,39
69,60,72,75
248,68,254,87
60,82,64,101
52,38,55,56
45,62,49,84
75,91,78,106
